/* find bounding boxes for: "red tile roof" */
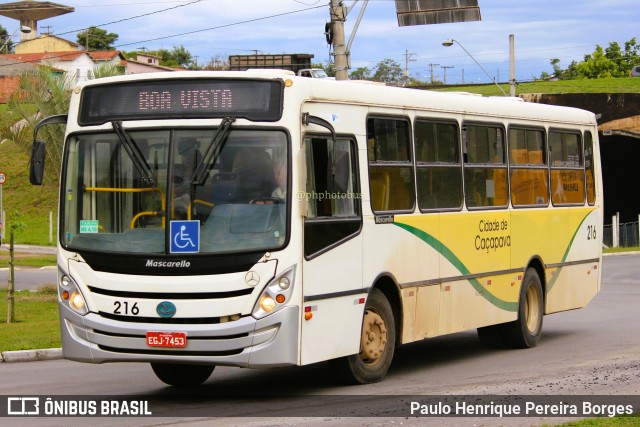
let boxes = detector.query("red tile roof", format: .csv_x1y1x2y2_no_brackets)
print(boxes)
2,51,86,63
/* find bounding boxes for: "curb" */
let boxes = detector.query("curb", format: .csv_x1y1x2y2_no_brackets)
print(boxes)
0,348,62,363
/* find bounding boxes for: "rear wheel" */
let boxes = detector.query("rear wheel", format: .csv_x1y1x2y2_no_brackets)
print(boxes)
150,363,214,386
502,268,544,348
331,288,396,384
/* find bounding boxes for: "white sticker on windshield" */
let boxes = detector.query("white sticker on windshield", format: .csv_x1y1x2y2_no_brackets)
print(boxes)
80,220,99,234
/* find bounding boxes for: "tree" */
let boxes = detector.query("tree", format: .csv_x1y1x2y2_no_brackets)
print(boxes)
77,26,118,51
0,64,123,185
5,211,26,323
350,67,371,80
0,24,12,54
373,58,403,83
171,45,195,68
545,38,640,79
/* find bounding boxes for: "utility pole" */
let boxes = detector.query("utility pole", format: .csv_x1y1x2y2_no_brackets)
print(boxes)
509,33,516,96
428,63,440,83
403,49,416,83
330,0,348,80
441,65,454,84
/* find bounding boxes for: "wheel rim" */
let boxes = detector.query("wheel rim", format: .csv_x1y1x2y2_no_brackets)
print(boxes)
524,284,541,334
359,308,388,366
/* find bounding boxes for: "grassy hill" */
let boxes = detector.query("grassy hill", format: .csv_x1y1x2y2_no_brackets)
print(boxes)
0,138,57,246
429,76,640,96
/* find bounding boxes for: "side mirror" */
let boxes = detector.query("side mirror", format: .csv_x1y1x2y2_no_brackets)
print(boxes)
30,139,46,185
30,114,68,186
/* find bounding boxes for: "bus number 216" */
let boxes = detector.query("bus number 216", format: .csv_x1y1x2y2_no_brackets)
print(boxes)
587,225,597,240
114,301,139,315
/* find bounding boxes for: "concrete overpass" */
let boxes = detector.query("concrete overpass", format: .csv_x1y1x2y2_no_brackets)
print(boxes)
522,93,640,225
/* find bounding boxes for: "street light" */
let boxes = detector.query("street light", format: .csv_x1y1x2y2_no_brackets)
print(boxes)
0,25,32,54
442,38,508,96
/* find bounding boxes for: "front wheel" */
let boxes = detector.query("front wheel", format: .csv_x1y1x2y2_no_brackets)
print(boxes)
150,363,214,386
330,288,396,384
502,268,544,348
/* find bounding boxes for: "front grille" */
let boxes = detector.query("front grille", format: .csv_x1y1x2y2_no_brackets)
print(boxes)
94,329,250,340
98,345,243,357
98,311,248,324
89,286,253,299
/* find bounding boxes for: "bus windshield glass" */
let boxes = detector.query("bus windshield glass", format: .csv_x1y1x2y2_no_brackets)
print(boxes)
61,127,288,255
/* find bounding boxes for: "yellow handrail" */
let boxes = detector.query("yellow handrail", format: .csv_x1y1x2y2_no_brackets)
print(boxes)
84,186,166,229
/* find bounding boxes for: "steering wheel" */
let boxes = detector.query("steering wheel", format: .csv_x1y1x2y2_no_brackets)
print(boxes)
250,197,283,205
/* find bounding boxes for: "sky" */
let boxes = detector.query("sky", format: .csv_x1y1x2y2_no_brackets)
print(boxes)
0,0,638,84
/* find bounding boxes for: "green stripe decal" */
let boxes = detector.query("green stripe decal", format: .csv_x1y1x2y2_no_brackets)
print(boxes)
394,222,518,312
546,210,594,293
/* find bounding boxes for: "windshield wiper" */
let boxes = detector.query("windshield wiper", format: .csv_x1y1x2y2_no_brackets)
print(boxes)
191,117,236,185
112,121,155,186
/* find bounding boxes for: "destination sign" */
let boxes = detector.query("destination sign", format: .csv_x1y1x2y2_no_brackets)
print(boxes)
79,78,283,125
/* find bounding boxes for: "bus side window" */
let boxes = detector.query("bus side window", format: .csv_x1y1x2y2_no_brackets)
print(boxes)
549,131,585,205
415,120,462,211
366,117,414,213
303,136,361,258
463,124,508,209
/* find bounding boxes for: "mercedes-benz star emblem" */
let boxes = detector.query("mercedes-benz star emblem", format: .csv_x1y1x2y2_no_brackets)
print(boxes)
245,271,260,287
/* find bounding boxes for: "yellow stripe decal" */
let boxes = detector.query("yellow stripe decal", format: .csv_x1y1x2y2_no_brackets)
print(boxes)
394,222,518,312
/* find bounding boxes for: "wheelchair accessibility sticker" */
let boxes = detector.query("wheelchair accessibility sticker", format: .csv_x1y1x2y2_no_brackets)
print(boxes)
170,220,200,254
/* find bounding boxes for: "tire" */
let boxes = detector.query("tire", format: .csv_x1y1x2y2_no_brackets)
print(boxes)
150,363,214,386
502,268,544,348
330,288,396,384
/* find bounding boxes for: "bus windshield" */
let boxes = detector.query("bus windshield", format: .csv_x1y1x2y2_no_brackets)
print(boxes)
61,127,288,255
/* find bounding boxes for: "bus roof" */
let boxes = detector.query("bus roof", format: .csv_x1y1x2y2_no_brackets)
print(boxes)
76,69,597,126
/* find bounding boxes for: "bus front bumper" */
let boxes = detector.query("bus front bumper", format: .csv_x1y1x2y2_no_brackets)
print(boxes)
58,304,300,368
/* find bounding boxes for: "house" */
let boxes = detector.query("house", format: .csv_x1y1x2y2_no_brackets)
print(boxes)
15,34,82,54
0,56,40,102
1,50,126,84
125,53,177,74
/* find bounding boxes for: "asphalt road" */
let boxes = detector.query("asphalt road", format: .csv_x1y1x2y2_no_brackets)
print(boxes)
0,245,57,290
1,254,639,426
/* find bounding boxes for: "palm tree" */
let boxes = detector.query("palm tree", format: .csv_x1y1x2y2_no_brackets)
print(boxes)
0,63,124,184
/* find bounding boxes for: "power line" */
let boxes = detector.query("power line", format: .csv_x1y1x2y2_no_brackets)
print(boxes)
0,3,328,67
54,0,204,37
112,4,327,49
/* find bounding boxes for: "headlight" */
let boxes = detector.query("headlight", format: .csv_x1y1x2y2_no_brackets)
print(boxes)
58,270,88,315
252,265,296,319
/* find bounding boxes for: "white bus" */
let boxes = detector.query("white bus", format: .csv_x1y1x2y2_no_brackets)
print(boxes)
31,70,602,386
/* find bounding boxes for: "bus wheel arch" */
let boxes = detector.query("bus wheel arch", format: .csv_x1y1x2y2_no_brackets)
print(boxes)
371,274,402,346
330,277,400,384
478,260,545,349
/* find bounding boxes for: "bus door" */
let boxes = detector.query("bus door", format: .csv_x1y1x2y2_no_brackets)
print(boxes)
300,135,364,365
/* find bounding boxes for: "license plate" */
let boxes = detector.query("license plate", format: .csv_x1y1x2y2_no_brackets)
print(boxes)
146,331,187,348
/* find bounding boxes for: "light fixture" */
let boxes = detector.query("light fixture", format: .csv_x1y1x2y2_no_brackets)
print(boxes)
442,38,508,96
0,25,33,53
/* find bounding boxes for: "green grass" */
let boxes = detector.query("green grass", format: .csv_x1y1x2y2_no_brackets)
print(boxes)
0,287,61,352
0,254,57,268
429,76,640,96
603,246,640,254
0,139,58,246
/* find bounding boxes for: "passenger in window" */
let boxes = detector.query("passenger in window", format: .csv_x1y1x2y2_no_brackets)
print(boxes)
271,158,287,199
173,138,201,218
232,148,274,203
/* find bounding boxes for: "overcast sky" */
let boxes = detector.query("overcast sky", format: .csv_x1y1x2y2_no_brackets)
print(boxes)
0,0,637,83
